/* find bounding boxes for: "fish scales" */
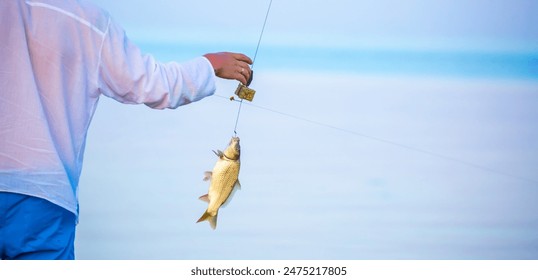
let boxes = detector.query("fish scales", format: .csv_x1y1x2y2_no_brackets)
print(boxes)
197,137,241,229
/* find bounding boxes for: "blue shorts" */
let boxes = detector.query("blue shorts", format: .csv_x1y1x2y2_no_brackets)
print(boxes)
0,192,76,260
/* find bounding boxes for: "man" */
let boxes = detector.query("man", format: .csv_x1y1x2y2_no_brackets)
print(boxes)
0,0,252,259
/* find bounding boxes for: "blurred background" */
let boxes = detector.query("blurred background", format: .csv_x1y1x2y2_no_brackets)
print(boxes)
76,0,538,259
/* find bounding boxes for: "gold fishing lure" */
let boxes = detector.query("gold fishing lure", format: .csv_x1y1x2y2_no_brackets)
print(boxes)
234,84,256,101
232,70,255,101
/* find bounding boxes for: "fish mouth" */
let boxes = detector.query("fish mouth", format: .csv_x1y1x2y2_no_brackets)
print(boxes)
230,137,240,146
229,137,241,155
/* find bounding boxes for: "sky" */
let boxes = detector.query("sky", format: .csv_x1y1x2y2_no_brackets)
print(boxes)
76,0,538,259
92,0,538,50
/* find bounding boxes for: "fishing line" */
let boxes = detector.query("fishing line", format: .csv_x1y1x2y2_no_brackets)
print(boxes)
233,0,273,136
251,0,273,69
233,99,243,135
216,94,537,184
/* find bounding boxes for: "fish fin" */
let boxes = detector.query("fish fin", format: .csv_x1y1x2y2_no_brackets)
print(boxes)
203,171,212,181
212,150,224,158
196,211,217,230
221,180,241,208
199,194,210,203
209,213,218,229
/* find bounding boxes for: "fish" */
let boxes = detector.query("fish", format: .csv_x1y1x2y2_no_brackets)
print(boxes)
196,137,241,229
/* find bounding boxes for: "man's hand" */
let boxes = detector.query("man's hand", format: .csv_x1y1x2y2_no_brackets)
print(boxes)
204,52,253,85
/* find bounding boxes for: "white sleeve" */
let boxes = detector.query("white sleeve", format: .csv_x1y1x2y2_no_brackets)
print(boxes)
97,19,216,109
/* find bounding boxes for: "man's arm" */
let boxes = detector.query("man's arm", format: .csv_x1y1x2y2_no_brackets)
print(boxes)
97,18,251,109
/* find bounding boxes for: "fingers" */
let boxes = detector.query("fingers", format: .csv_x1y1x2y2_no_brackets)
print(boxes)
235,70,247,85
233,53,253,65
237,61,252,85
204,52,253,84
230,53,252,85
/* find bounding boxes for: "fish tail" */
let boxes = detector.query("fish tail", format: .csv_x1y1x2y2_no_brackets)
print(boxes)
196,211,218,230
